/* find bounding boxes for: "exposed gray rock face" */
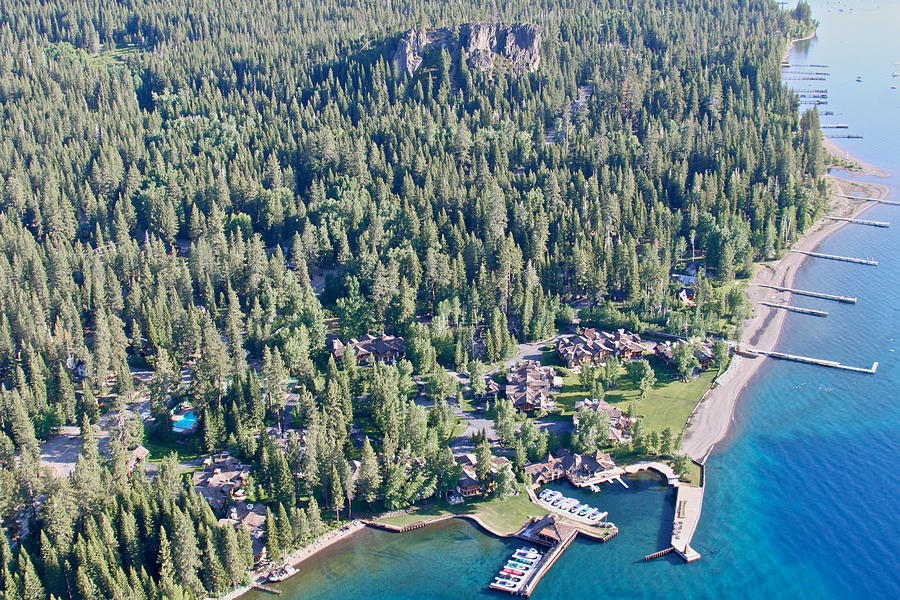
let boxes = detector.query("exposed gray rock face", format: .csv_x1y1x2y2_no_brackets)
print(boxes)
460,23,542,75
392,23,541,76
392,28,429,76
502,23,542,74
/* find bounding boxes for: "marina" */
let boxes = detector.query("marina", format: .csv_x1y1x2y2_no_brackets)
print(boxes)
489,546,544,595
535,488,610,525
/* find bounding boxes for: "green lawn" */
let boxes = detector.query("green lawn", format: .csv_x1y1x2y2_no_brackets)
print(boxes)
144,436,202,463
376,483,540,535
458,394,476,412
552,358,716,438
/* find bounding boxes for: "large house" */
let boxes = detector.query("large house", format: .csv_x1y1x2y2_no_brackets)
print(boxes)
456,453,511,497
218,501,268,563
504,360,562,412
574,398,636,444
331,333,405,365
653,340,716,371
556,328,647,369
524,449,618,486
192,453,251,511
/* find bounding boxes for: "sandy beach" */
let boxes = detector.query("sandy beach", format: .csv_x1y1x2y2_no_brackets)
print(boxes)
682,166,891,462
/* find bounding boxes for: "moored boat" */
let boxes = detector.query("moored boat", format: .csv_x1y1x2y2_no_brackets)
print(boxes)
267,565,298,582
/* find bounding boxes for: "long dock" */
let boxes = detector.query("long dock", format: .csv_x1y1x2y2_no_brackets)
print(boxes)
743,348,878,374
252,584,282,595
825,215,890,227
836,194,900,207
789,249,878,266
760,301,828,317
671,486,703,562
753,283,857,303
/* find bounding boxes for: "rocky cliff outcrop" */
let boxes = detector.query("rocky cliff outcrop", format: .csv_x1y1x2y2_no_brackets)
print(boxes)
392,28,429,76
391,23,541,77
459,23,542,75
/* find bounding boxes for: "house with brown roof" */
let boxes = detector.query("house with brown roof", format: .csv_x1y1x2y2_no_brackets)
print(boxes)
574,398,636,444
218,501,268,562
530,514,578,547
455,453,510,497
331,333,406,365
556,328,647,369
504,360,562,412
192,455,251,511
524,449,617,486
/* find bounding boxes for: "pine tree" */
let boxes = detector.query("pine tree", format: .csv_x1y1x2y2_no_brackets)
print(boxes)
265,509,282,561
330,464,345,522
306,497,323,540
171,507,204,596
220,522,246,588
19,547,46,600
357,437,381,507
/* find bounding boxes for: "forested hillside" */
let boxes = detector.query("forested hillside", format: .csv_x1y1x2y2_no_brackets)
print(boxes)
0,0,820,598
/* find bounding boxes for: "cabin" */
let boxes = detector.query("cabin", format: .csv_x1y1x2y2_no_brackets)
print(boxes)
455,454,510,497
218,501,268,563
193,455,252,511
504,360,562,412
524,449,617,486
676,288,696,307
574,398,636,444
331,333,406,365
654,340,716,372
128,445,151,470
556,328,647,369
531,514,577,547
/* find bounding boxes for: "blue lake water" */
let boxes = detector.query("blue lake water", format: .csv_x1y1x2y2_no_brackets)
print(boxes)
246,1,900,598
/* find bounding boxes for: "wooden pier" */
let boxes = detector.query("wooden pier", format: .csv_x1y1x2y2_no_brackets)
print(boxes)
789,249,878,266
825,215,890,227
827,134,863,139
835,194,900,207
644,547,675,561
761,301,828,317
753,283,857,304
252,583,283,595
821,123,848,128
743,348,878,374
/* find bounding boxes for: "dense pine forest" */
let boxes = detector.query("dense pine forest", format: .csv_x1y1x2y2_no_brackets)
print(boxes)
0,0,822,598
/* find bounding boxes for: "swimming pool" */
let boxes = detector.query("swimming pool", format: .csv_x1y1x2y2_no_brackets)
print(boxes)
172,410,198,433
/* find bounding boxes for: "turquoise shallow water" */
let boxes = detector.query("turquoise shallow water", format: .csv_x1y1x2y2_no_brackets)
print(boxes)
247,2,900,598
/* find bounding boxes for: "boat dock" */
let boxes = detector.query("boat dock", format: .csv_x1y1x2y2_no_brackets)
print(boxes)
753,283,857,303
789,249,878,266
825,215,890,227
493,515,584,597
671,486,703,562
760,301,828,317
634,462,704,563
252,583,283,595
743,348,878,374
835,194,900,207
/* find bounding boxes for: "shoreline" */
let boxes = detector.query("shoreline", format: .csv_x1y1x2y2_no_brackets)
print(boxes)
218,520,366,600
682,29,894,462
682,171,891,461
